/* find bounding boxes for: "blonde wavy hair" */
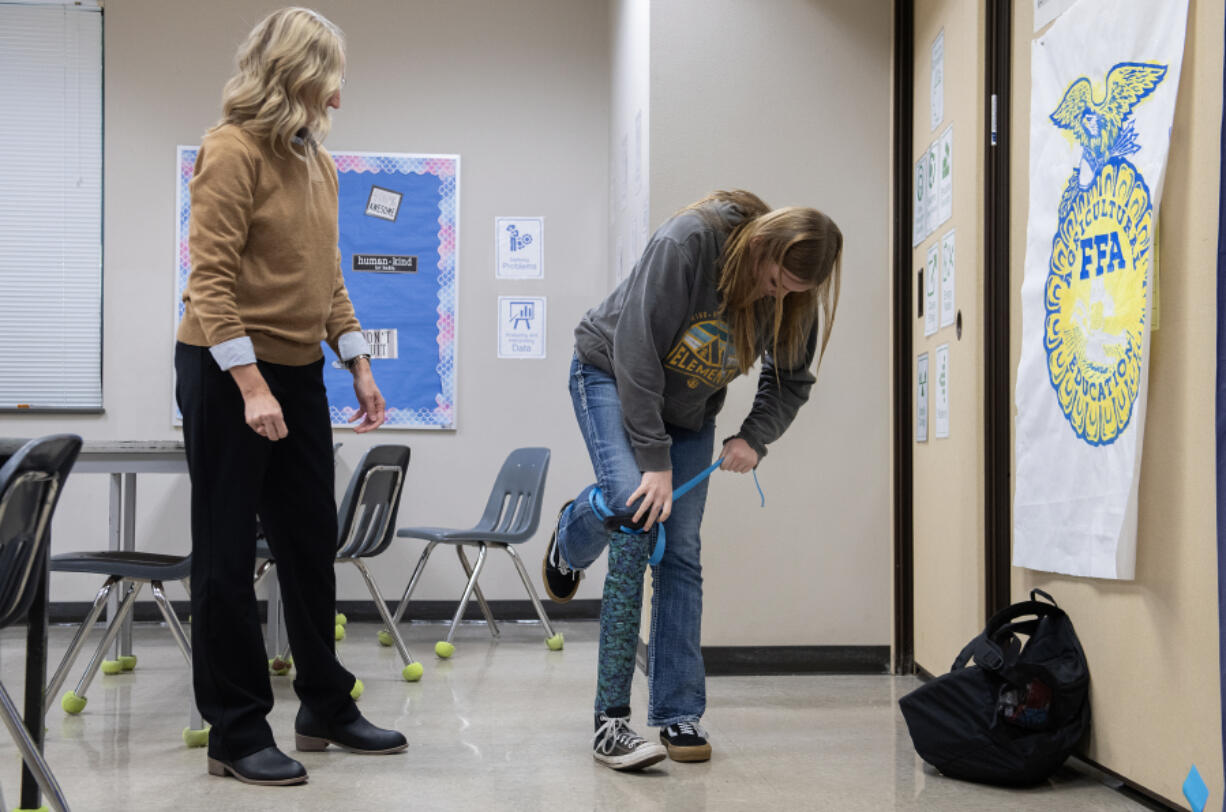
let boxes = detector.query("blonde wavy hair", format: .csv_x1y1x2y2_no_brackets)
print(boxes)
683,191,842,375
214,7,345,157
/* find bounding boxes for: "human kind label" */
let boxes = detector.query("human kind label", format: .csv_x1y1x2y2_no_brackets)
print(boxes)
1013,0,1187,579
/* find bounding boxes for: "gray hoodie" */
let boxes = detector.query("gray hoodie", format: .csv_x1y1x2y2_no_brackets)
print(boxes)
574,202,818,472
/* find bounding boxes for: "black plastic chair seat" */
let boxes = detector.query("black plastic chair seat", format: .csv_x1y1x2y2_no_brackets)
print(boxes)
50,551,191,581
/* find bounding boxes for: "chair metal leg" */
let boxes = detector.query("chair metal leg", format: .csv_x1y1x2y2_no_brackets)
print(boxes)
263,565,287,660
150,583,192,667
0,681,69,811
45,579,117,705
455,545,499,638
390,541,438,626
350,559,418,667
71,583,142,700
252,559,273,586
502,544,560,640
443,544,488,646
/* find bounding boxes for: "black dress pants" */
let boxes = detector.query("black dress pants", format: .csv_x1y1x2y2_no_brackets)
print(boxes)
175,342,359,761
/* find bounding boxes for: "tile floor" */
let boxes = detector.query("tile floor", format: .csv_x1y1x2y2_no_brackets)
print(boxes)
0,620,1152,811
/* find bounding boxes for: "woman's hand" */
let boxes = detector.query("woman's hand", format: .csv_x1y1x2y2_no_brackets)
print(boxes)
230,364,288,441
628,469,672,531
720,438,759,473
349,358,386,433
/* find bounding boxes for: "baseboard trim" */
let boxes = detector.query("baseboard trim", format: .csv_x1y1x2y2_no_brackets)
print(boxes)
46,599,602,625
634,641,890,676
702,645,891,676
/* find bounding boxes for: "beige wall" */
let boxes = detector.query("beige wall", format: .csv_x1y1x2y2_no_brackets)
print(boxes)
911,0,986,672
1009,0,1224,804
0,0,614,604
649,0,893,646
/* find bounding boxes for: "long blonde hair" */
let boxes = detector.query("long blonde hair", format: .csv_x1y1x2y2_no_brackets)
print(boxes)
214,7,345,157
684,191,842,375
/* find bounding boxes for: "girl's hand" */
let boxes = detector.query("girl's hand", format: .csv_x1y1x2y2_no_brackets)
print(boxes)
720,438,759,473
628,469,672,531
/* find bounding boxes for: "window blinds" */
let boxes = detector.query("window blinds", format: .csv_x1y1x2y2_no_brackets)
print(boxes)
0,2,103,410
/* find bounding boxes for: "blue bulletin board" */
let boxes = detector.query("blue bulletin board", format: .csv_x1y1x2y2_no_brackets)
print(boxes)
176,147,459,429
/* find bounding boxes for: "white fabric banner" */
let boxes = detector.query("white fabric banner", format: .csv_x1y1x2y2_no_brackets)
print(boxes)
1014,0,1188,578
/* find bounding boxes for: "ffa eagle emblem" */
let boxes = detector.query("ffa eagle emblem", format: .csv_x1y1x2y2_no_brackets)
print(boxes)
1043,62,1165,446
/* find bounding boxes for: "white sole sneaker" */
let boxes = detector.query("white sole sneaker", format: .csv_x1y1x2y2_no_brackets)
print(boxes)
593,742,668,771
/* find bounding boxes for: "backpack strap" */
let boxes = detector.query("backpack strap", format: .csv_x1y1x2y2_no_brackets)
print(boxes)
952,632,1007,672
950,593,1063,673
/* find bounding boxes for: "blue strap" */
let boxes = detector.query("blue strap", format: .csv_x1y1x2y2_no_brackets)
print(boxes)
672,457,724,501
590,456,740,566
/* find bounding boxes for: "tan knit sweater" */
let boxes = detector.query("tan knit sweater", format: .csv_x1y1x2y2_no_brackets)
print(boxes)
177,123,361,366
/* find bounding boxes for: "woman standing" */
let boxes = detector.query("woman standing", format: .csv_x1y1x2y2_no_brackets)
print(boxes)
176,7,406,786
543,190,842,770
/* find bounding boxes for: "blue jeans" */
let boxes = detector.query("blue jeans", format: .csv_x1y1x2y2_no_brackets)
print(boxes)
558,355,714,726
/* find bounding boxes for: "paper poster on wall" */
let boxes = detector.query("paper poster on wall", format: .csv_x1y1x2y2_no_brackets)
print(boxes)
913,153,927,247
175,147,459,430
925,244,939,336
931,29,945,131
917,353,929,443
940,229,957,328
495,217,543,279
498,296,546,359
938,125,954,225
1034,0,1081,31
1014,0,1188,578
926,141,941,237
934,344,950,439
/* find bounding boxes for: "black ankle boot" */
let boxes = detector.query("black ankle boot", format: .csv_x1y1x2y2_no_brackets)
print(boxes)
207,745,308,786
294,706,408,754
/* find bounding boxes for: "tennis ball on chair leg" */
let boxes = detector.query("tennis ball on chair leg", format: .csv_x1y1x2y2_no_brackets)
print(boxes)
335,623,345,642
183,725,210,748
545,633,564,651
402,662,423,682
61,691,87,715
100,659,122,675
350,678,364,700
335,612,347,626
377,629,394,647
435,641,455,659
118,654,137,671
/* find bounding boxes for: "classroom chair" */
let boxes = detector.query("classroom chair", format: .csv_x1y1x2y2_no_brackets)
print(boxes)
389,447,562,659
0,434,82,812
255,444,422,683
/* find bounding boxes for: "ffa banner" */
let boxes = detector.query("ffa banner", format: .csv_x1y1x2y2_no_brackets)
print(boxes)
1014,0,1188,578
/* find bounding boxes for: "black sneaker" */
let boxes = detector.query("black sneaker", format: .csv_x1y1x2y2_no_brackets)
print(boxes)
593,708,667,771
542,500,583,603
660,719,712,762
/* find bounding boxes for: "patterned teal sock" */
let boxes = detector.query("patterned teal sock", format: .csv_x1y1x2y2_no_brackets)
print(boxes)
595,530,652,713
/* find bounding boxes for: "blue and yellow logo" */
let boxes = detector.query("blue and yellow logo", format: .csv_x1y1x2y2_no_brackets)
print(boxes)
666,319,738,389
1044,62,1165,446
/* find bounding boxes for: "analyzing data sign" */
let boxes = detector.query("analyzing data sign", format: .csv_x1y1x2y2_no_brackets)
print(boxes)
175,147,460,429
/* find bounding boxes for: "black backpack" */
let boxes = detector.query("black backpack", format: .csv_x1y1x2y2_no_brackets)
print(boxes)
898,589,1091,786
